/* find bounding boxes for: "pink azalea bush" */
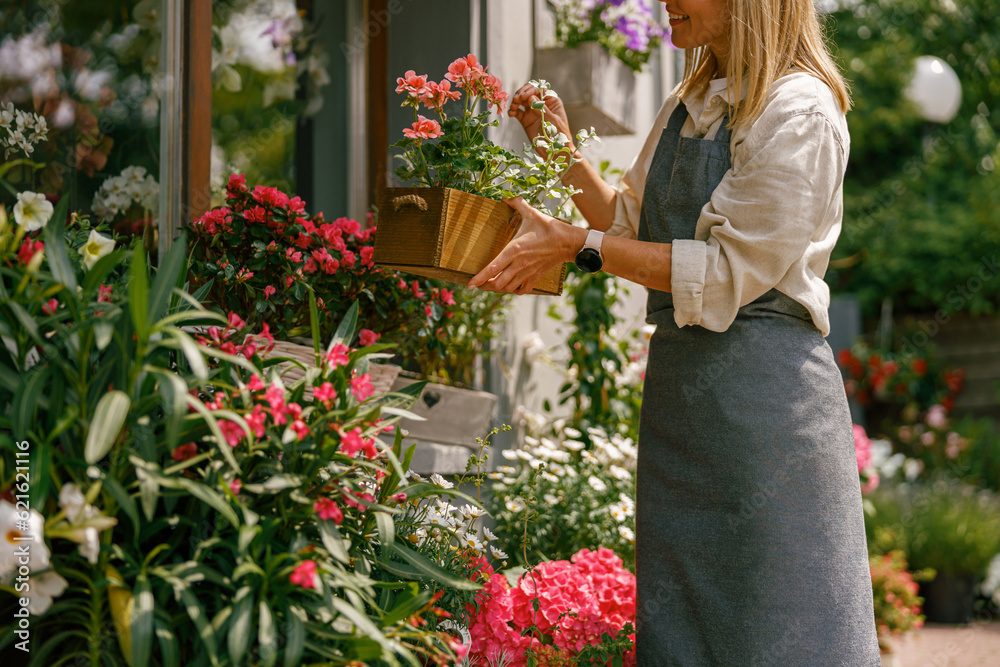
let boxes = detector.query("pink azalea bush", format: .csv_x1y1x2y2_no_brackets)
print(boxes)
854,423,881,494
186,175,454,341
466,547,636,666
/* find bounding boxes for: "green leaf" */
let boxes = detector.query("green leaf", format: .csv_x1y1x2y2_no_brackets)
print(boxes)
375,512,394,552
152,368,188,452
282,608,305,667
42,195,76,292
139,474,159,521
85,390,131,464
130,574,154,667
129,242,150,342
390,541,482,591
104,474,140,543
330,300,359,350
171,580,219,666
82,249,129,296
308,288,321,358
381,585,429,626
148,234,188,321
318,520,351,564
12,364,49,438
167,327,209,382
228,586,254,667
154,619,180,667
329,597,393,652
258,601,277,667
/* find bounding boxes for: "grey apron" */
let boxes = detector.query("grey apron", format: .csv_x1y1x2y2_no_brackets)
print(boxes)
634,102,880,665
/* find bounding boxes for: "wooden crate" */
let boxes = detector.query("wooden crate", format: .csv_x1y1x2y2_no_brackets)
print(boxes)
373,187,566,296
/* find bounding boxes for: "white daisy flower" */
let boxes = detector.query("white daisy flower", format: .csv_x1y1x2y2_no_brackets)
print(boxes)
618,525,635,542
430,473,454,489
490,545,509,560
483,527,497,542
563,426,582,439
505,497,527,513
543,493,559,506
563,439,586,451
461,532,483,552
587,476,608,493
610,465,632,481
500,449,520,460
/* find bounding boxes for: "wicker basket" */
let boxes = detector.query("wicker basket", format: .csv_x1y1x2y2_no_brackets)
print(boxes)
268,339,401,394
373,187,566,296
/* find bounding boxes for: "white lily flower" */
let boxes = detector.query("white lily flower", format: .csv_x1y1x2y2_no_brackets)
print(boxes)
79,230,115,270
1,500,50,582
59,483,89,523
13,191,53,232
26,570,69,615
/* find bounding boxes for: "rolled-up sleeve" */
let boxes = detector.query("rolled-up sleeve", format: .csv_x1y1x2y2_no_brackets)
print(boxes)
670,109,847,331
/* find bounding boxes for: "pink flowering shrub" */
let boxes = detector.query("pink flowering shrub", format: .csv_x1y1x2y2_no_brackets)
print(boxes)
186,175,454,340
870,551,929,653
466,547,637,666
853,423,880,494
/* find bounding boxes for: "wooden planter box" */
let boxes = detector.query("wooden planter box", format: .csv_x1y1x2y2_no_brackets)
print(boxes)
533,42,637,137
373,187,566,296
389,376,498,475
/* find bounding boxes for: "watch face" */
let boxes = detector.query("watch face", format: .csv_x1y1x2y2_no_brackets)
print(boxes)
575,247,603,273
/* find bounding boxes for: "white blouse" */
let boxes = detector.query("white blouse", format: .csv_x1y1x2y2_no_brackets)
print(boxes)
607,71,850,337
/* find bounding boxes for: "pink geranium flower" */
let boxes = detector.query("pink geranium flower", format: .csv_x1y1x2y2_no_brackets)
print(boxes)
289,560,319,589
395,69,429,97
420,79,461,110
403,115,444,140
445,54,485,87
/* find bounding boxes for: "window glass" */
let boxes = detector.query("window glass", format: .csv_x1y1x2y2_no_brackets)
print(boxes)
1,0,162,238
209,0,330,205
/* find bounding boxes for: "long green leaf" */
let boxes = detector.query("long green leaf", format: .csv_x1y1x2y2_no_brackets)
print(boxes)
282,607,305,667
258,601,277,667
318,520,350,564
381,585,430,627
154,618,180,667
151,368,187,451
329,597,394,652
330,300,359,350
129,241,150,342
130,573,154,667
390,542,482,591
85,390,131,464
104,474,140,543
228,586,254,667
169,578,219,666
168,327,209,382
149,234,187,320
375,512,395,552
12,364,48,437
42,196,76,292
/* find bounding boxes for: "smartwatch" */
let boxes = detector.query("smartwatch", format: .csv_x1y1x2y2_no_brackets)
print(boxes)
574,229,605,273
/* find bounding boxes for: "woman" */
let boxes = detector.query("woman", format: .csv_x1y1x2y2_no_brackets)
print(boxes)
469,0,880,664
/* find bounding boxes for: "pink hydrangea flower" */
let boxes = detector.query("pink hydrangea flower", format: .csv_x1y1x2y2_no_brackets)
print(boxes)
289,560,319,589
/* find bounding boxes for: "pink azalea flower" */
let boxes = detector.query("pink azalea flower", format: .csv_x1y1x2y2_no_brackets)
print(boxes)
438,288,456,306
265,382,286,411
358,329,381,347
313,498,344,524
291,419,309,440
227,312,246,330
403,115,444,140
325,343,350,369
42,298,59,315
219,420,245,448
247,375,265,392
339,427,366,458
314,382,337,405
245,405,267,438
285,247,303,263
303,258,319,274
227,173,247,194
289,560,319,590
350,374,374,402
323,258,340,275
360,246,375,268
230,478,242,495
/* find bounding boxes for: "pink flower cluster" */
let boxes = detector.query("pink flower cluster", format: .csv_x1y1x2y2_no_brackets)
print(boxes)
853,424,880,495
194,311,275,359
466,548,636,666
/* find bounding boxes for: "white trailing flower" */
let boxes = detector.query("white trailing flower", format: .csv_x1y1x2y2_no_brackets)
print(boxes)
520,331,547,365
1,102,48,158
13,191,53,232
79,230,116,270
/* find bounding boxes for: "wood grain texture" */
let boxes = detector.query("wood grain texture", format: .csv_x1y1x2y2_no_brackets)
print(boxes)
182,0,212,222
373,187,566,296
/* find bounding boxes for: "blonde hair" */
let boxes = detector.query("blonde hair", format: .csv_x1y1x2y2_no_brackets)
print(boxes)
676,0,851,130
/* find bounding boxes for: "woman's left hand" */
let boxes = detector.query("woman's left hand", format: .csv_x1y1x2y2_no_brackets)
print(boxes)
468,197,580,295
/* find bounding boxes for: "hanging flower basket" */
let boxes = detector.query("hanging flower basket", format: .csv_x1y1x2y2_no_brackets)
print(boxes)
534,42,637,136
373,186,567,296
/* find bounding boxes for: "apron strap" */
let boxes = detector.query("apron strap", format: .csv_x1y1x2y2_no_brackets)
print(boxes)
665,102,689,133
714,110,733,145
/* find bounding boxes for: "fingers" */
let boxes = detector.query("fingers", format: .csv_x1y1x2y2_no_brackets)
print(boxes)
508,83,542,116
503,196,534,220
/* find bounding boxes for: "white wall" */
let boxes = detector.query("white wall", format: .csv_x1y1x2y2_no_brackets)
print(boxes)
483,0,677,436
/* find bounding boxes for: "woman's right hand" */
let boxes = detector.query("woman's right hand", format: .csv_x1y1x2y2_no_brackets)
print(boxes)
508,82,574,159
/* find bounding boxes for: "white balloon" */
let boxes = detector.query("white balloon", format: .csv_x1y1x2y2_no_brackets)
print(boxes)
904,56,963,124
